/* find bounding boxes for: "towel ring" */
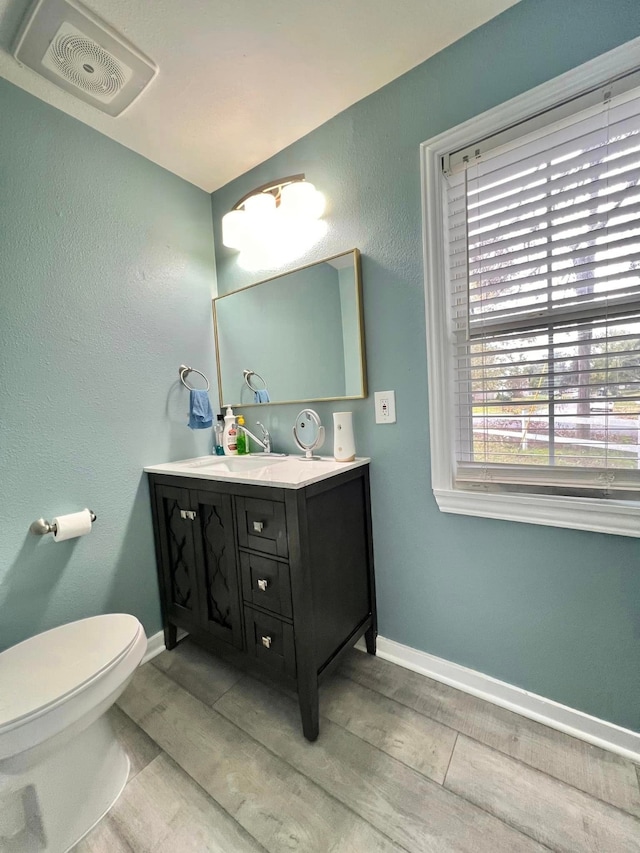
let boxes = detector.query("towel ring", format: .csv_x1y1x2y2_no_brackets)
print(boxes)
243,369,267,392
179,364,210,391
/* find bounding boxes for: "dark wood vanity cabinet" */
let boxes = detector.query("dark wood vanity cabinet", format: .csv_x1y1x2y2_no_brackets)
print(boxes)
148,464,377,741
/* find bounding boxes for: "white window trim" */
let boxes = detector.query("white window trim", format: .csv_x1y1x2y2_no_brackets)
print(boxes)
421,36,640,538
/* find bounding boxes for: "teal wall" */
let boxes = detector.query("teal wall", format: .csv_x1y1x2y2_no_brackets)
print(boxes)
211,0,640,731
0,78,217,650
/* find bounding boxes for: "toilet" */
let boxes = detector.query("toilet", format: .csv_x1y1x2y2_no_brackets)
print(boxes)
0,614,147,852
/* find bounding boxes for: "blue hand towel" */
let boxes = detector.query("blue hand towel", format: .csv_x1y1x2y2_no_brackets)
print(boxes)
254,388,270,403
188,389,213,429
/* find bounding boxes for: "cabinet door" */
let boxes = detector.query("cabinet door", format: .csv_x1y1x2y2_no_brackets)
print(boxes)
192,490,243,649
153,485,201,629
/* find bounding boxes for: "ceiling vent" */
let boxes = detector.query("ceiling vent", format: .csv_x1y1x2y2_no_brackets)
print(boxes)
13,0,157,116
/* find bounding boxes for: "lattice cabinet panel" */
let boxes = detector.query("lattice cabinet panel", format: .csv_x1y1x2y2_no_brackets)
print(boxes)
193,491,243,648
153,485,201,628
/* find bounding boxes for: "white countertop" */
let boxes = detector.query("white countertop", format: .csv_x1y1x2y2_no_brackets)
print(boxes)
143,455,370,489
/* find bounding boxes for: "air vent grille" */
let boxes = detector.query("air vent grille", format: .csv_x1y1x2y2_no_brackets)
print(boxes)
42,22,132,103
13,0,157,116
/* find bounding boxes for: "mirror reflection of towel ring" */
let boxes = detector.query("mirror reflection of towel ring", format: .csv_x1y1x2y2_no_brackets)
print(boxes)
292,409,325,460
179,364,210,391
243,369,267,392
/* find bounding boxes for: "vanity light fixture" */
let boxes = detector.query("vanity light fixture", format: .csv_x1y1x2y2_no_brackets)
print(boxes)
221,175,326,270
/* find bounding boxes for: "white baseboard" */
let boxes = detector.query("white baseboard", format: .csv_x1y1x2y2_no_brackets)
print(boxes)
142,628,189,665
357,636,640,763
142,630,166,664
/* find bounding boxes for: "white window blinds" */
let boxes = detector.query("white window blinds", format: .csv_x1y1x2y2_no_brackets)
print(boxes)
445,84,640,494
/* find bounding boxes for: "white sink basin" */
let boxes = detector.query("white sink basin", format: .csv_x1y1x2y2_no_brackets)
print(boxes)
187,456,287,473
144,455,370,489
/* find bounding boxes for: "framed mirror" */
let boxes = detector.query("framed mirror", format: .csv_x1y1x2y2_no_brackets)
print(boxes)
212,249,366,407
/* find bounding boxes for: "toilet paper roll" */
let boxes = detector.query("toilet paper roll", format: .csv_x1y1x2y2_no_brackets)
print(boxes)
52,509,93,542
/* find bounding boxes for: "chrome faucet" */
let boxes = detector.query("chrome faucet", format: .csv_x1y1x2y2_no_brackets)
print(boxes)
237,420,272,453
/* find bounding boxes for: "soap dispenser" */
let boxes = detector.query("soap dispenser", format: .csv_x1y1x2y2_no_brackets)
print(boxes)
236,415,248,455
222,406,238,456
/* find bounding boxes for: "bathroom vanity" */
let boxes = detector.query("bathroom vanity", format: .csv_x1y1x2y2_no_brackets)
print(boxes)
144,455,376,741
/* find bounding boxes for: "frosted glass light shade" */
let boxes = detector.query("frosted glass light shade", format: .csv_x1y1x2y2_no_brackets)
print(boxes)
244,192,276,221
221,209,246,249
223,178,327,268
309,190,326,219
280,181,325,219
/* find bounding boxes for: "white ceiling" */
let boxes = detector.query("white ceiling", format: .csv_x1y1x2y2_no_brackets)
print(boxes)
0,0,519,192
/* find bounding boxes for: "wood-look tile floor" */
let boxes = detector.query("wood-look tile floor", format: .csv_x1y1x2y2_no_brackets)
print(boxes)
74,640,640,853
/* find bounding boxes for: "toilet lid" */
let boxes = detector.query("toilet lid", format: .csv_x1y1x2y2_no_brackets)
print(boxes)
0,614,143,729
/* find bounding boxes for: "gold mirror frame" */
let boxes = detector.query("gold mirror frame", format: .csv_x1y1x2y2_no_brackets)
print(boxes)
212,249,367,409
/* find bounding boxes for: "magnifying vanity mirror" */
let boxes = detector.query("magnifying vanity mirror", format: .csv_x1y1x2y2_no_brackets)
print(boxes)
212,249,366,407
292,409,326,460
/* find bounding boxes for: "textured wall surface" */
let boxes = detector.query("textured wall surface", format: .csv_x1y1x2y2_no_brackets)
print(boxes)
211,0,640,731
0,78,217,650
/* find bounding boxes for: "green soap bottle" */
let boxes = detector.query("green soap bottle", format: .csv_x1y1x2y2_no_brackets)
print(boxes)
236,415,248,455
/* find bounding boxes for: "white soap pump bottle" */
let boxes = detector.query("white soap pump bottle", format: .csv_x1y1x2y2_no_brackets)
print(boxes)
222,406,238,456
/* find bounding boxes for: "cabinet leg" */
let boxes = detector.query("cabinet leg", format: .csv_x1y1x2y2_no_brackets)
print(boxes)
298,686,319,742
164,622,178,651
365,626,377,656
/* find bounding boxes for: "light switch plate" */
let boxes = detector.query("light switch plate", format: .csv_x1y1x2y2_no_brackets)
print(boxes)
374,390,396,423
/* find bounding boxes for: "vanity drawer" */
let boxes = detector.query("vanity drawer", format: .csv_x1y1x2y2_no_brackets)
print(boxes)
244,607,296,678
240,552,292,618
235,497,288,558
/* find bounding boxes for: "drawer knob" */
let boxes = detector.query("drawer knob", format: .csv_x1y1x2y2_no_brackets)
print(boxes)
257,578,269,592
261,635,272,649
253,521,264,533
180,510,197,521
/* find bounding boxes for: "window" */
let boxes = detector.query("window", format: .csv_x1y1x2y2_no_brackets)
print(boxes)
422,40,640,537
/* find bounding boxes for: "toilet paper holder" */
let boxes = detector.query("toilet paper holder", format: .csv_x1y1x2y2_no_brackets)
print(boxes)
30,511,97,536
